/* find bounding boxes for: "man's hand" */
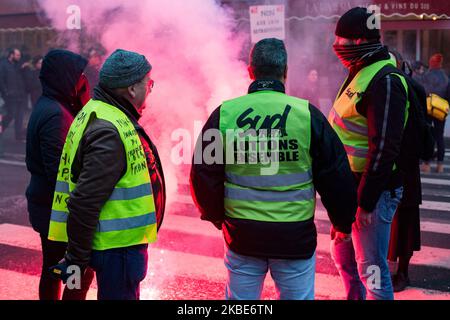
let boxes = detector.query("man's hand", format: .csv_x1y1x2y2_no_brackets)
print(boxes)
331,226,351,244
355,206,373,231
334,231,352,244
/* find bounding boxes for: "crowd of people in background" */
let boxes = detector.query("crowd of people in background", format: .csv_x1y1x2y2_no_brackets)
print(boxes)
0,46,104,147
0,48,29,141
0,44,448,157
418,54,450,174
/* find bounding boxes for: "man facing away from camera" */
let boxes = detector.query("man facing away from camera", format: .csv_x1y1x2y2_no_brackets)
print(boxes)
191,38,357,300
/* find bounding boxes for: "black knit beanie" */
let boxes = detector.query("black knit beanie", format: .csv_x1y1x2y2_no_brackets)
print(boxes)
335,7,381,40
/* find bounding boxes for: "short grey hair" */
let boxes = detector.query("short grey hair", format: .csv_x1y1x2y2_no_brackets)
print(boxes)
250,38,287,79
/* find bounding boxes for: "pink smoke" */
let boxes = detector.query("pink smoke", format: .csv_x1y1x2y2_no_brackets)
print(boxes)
38,0,249,205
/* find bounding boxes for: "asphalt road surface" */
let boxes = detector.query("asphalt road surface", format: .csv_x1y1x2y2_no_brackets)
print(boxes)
0,128,449,300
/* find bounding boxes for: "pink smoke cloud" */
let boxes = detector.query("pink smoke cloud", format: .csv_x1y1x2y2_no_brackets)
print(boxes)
38,0,249,205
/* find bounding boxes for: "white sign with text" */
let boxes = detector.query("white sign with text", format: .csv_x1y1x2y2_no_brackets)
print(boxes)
249,5,285,43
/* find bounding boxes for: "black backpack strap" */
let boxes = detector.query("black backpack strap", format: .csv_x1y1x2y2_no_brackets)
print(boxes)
366,64,406,95
368,64,434,161
366,64,419,115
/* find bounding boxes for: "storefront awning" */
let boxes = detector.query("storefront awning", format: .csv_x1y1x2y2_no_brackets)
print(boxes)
289,0,450,20
0,0,50,29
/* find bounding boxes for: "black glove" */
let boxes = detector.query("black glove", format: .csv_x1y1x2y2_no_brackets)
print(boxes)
49,258,83,284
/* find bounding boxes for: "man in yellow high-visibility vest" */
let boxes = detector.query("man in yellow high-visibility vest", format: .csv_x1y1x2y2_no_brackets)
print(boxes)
191,38,357,300
329,7,408,300
49,49,166,300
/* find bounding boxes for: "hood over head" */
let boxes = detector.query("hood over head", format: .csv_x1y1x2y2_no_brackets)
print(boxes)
40,49,89,114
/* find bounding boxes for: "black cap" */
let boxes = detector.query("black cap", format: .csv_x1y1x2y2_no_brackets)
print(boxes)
335,7,381,40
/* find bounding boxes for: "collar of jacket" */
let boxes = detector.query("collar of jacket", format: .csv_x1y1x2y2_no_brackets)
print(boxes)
348,45,391,78
92,85,154,143
248,79,286,94
93,84,142,122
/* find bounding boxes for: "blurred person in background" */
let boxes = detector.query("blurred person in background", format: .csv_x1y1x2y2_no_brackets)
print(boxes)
301,68,321,110
0,48,27,141
388,50,426,292
84,47,104,97
422,53,448,173
411,61,427,86
23,55,44,107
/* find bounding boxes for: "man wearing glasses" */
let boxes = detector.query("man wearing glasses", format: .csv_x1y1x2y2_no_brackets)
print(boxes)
49,49,166,300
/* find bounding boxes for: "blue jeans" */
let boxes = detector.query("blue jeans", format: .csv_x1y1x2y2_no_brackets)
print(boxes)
330,188,403,300
224,247,316,300
90,244,148,300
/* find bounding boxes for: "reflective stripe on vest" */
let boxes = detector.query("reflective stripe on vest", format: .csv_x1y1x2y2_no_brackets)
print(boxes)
329,108,368,136
220,91,315,223
48,100,157,250
225,169,312,188
329,59,409,173
225,186,315,202
55,181,152,201
50,210,156,232
344,145,368,158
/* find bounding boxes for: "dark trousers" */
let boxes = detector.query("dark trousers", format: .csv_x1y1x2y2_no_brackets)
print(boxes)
39,235,94,300
90,244,148,300
388,205,421,261
432,118,446,161
1,97,27,139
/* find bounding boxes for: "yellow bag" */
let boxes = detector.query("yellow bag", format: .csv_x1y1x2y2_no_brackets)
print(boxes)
427,93,449,121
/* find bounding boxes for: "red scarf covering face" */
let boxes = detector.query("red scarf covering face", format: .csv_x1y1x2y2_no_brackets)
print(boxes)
333,42,383,69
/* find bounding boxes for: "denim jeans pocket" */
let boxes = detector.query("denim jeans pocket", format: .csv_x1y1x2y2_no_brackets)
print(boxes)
280,253,316,274
378,188,403,224
225,249,249,270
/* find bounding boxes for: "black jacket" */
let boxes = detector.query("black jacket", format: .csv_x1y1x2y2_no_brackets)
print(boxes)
343,47,408,212
24,67,42,106
422,68,449,98
26,50,88,236
0,58,26,100
190,80,357,259
397,76,427,207
64,85,166,267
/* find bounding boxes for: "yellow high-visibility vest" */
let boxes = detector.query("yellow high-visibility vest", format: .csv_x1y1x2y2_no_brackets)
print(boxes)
48,99,157,250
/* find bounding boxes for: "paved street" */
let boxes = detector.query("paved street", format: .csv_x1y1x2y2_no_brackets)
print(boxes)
0,129,449,300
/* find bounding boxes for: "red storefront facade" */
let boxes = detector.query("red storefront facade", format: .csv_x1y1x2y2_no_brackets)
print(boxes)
0,0,53,58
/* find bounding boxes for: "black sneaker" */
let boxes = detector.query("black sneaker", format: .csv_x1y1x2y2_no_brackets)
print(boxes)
393,273,410,292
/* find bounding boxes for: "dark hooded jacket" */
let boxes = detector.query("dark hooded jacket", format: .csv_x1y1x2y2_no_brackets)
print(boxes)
26,50,88,236
0,57,26,99
422,68,449,98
